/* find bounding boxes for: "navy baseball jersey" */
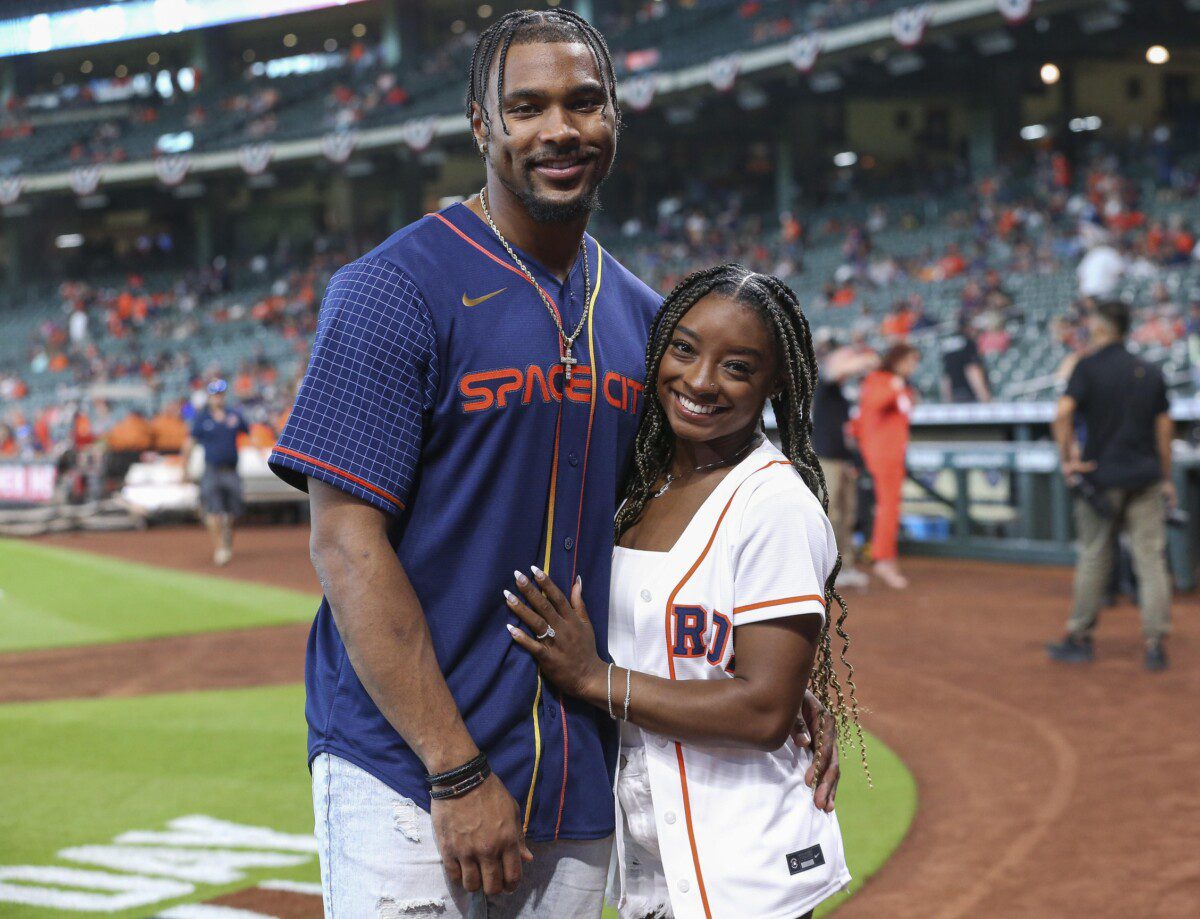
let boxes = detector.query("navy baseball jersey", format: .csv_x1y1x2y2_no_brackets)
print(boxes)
270,202,659,842
191,408,248,469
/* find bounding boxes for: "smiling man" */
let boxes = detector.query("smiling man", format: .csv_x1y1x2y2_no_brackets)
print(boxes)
268,9,834,918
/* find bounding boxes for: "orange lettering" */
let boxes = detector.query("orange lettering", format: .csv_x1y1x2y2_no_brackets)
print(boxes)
523,364,552,405
547,364,564,401
603,371,625,411
565,365,592,403
626,379,644,415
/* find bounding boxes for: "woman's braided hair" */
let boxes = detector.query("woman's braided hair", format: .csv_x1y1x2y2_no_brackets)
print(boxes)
465,8,622,138
615,264,869,781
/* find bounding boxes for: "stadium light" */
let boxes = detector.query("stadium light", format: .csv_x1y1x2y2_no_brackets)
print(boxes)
1020,124,1048,141
81,59,93,73
147,51,160,65
55,234,85,249
1040,63,1060,85
116,64,128,77
324,38,337,52
451,20,466,34
283,33,297,47
352,23,366,37
478,4,493,18
1146,45,1170,65
833,151,858,168
1068,116,1102,133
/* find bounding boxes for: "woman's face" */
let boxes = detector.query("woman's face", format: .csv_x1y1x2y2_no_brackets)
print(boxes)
656,292,780,447
895,352,921,379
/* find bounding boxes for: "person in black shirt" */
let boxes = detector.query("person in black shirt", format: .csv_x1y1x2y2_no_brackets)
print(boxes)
939,319,992,403
813,334,878,589
1047,300,1173,671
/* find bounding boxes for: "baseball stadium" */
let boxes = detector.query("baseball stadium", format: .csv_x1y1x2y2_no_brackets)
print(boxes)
0,1,1198,917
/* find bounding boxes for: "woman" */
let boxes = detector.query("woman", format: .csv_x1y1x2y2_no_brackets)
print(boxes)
504,265,866,919
854,343,919,590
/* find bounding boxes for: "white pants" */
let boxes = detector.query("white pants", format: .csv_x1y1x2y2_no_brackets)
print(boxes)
616,746,673,919
312,753,611,918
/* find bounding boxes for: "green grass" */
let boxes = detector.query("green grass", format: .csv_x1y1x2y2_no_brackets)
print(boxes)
0,685,914,917
0,539,317,652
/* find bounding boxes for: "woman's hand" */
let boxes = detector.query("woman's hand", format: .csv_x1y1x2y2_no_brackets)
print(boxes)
505,567,607,701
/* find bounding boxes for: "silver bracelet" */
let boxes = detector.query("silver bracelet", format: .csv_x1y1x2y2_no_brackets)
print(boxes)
606,662,616,720
622,666,632,721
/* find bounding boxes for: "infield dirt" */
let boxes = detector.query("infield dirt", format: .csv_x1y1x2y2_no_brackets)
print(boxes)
7,524,1199,917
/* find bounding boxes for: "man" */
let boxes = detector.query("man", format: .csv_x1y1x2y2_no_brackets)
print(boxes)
1076,224,1126,300
812,333,877,589
1047,300,1173,671
269,10,836,918
939,318,992,403
183,379,249,566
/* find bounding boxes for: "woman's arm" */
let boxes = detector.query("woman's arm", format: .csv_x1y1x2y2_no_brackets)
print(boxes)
507,571,821,752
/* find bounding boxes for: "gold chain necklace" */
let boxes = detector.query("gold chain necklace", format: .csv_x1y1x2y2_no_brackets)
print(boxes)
479,187,592,381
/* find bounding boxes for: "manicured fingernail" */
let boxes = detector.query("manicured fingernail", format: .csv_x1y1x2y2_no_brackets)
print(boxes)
506,624,518,636
514,570,528,586
504,590,518,604
575,575,582,589
531,566,546,580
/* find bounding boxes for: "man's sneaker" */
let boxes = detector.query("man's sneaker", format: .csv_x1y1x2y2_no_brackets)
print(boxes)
1046,634,1094,663
837,567,870,590
214,547,232,566
1144,641,1168,672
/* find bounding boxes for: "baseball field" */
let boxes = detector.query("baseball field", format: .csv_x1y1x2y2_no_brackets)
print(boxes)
0,532,916,918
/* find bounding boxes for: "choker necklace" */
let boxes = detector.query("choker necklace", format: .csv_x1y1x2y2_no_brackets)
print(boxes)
652,433,764,499
478,187,592,381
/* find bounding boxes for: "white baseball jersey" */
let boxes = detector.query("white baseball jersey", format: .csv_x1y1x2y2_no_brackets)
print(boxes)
610,438,851,919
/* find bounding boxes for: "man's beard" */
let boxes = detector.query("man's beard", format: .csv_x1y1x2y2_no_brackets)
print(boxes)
502,164,607,224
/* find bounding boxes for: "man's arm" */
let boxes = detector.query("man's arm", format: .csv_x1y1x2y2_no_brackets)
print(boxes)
308,479,531,895
1155,412,1175,508
180,435,196,481
1052,395,1092,479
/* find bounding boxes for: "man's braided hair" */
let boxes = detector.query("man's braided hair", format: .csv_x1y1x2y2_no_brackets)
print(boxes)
615,264,869,781
465,8,622,138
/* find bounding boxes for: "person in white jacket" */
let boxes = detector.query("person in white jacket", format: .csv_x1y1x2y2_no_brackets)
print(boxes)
506,264,866,919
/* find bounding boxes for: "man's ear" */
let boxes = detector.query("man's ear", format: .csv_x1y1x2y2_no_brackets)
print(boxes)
470,102,489,157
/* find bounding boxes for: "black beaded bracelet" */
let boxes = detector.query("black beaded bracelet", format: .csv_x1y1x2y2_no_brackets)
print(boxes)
429,762,492,800
425,752,489,789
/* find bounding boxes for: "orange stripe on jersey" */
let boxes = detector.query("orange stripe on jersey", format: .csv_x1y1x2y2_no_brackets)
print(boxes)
662,458,791,919
732,594,827,615
271,446,405,509
431,212,566,340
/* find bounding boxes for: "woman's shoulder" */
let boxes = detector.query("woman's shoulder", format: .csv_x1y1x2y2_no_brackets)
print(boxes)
733,446,829,530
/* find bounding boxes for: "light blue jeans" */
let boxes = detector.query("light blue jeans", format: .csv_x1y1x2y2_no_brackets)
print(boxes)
312,753,611,919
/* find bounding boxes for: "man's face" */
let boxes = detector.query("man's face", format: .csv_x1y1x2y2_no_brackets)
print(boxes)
474,40,616,223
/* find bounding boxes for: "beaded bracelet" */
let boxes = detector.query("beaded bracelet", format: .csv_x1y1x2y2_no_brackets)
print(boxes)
623,665,632,721
429,762,492,800
606,662,616,720
425,752,488,789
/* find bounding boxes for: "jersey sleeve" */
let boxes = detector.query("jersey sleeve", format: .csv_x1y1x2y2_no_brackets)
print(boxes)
269,257,439,516
730,481,832,627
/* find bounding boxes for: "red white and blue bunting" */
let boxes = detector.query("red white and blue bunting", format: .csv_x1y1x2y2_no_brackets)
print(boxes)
321,130,358,164
892,4,935,48
154,154,190,187
997,0,1034,24
69,165,102,197
788,32,824,73
707,55,740,92
239,143,274,176
621,74,658,113
0,175,23,206
401,118,438,153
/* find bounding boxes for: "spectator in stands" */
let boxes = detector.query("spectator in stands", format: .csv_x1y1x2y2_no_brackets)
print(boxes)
182,379,249,567
855,343,920,590
940,319,992,403
151,400,189,454
1047,300,1173,671
813,333,878,589
1076,225,1126,300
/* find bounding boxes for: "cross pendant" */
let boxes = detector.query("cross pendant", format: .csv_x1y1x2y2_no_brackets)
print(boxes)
562,349,579,381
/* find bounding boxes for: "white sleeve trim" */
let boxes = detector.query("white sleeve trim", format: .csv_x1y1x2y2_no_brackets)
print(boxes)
731,595,826,627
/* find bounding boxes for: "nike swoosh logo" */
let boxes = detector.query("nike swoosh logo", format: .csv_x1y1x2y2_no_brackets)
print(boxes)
462,287,507,307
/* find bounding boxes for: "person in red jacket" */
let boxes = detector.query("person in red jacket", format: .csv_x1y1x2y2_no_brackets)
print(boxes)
855,343,920,589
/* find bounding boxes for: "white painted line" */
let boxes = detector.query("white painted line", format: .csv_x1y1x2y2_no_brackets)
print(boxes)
156,906,274,918
258,879,323,896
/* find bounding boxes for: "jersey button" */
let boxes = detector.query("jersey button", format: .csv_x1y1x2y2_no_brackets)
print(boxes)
639,589,652,602
543,699,558,718
653,735,669,748
664,811,676,825
563,536,575,551
678,880,691,893
568,451,579,467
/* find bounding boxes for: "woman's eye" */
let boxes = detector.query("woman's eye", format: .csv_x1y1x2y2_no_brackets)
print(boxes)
671,340,693,354
726,361,752,374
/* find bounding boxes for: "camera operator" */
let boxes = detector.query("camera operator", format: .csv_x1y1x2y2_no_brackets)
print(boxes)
1047,300,1173,671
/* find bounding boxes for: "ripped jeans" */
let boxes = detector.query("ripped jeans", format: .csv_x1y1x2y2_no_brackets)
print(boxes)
312,753,610,919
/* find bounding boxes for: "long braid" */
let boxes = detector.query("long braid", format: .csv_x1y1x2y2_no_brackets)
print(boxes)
465,9,622,139
617,264,869,783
